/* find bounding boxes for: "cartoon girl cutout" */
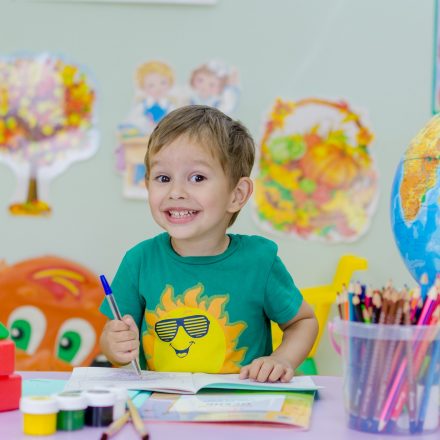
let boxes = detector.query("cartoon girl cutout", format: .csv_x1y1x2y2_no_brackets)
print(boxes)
189,60,240,115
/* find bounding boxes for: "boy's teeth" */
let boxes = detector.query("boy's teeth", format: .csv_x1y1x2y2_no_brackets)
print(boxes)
169,210,195,218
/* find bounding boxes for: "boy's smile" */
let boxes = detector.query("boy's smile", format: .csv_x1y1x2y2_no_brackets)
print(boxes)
167,208,199,223
147,135,240,256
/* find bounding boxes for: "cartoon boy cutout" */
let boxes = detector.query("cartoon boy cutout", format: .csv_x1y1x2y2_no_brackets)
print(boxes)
136,61,175,125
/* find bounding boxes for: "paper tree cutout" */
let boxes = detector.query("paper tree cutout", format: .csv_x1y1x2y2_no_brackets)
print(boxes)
0,53,98,216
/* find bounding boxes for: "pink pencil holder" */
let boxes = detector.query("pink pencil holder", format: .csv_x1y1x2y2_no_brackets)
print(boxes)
328,318,440,435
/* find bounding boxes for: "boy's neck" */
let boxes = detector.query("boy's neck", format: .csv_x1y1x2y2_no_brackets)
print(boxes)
170,234,230,257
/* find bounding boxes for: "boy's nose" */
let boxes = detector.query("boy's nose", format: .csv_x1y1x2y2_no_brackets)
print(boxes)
168,182,187,199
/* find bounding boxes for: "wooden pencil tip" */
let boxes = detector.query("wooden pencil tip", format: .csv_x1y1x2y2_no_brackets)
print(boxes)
142,435,149,440
100,434,108,440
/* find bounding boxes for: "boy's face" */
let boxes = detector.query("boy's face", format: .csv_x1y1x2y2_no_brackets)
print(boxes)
192,72,222,100
142,72,171,101
147,136,236,249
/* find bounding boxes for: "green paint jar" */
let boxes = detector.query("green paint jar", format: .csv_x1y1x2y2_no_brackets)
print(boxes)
55,391,87,431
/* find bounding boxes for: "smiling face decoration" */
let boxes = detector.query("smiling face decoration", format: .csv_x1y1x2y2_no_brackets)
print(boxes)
143,283,246,373
0,256,106,371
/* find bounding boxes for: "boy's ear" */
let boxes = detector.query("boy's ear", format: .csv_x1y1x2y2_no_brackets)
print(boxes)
228,177,253,213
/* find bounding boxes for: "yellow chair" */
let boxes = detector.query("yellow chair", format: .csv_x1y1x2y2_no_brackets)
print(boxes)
271,254,368,374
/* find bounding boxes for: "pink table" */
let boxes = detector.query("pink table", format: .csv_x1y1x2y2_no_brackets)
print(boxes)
1,373,438,439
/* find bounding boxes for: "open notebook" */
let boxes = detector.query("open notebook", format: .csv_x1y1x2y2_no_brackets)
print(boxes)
65,367,319,394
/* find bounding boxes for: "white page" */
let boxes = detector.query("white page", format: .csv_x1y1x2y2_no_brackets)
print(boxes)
64,367,196,393
169,393,285,413
192,373,319,392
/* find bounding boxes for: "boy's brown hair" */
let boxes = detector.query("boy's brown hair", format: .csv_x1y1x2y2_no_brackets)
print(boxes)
144,105,255,226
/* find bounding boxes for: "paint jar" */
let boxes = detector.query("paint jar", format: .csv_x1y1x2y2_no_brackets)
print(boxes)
55,391,87,431
20,396,59,436
84,389,115,427
107,386,128,420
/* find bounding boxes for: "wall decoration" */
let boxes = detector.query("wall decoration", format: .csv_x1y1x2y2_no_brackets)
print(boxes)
117,60,176,199
188,60,240,114
32,1,217,4
0,53,98,216
254,98,379,243
0,256,107,371
434,0,440,113
116,59,239,199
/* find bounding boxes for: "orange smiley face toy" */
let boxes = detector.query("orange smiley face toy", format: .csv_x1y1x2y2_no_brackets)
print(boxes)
0,256,107,371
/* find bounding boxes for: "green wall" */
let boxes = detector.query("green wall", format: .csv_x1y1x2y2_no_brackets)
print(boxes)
0,0,435,374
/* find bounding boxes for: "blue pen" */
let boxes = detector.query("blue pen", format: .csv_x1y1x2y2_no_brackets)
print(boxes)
416,338,440,432
100,275,143,377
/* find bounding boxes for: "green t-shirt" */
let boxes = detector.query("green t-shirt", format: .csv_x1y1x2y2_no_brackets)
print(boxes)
100,233,302,373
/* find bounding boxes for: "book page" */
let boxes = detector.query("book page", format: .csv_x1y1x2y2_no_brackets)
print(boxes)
141,391,315,428
64,367,196,393
192,373,319,392
169,393,285,413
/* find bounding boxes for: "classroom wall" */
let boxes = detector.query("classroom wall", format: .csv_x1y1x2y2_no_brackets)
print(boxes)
0,0,434,374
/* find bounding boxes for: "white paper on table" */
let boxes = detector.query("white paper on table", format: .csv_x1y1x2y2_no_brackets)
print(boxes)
169,393,285,413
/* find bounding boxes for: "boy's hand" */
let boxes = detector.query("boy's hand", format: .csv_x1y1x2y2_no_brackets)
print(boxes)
100,315,140,366
239,355,294,383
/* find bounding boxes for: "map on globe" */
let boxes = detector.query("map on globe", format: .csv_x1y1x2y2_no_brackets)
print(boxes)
391,114,440,288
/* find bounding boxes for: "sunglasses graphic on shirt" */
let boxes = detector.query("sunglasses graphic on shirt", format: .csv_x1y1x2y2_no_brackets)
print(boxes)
155,315,210,342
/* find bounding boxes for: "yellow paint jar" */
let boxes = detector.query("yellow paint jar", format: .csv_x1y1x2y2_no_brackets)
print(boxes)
20,396,59,436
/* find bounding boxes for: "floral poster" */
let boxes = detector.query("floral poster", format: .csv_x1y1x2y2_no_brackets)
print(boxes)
116,59,239,199
0,53,98,216
253,98,379,243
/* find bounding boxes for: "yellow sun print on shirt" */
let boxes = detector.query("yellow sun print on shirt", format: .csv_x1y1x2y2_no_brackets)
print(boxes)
143,283,247,373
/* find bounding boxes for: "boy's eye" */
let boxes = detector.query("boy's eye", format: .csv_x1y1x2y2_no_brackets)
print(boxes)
155,175,170,183
190,174,205,183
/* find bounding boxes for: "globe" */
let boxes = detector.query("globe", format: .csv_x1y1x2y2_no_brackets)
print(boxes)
390,114,440,288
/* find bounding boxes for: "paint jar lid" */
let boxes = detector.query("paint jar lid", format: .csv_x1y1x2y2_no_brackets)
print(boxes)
106,386,128,400
20,396,59,414
55,391,88,410
84,389,116,407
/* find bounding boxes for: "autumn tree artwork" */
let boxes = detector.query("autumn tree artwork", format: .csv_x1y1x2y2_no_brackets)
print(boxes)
0,54,98,216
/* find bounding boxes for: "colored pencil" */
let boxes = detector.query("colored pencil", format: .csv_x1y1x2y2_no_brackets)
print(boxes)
100,411,130,440
416,333,440,431
127,397,149,440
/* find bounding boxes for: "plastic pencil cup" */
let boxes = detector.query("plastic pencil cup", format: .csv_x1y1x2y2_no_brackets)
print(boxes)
328,318,440,435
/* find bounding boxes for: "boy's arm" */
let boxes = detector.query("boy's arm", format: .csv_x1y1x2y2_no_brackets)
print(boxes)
239,301,318,383
273,301,318,370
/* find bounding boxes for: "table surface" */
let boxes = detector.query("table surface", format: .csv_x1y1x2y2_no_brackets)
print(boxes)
1,373,438,440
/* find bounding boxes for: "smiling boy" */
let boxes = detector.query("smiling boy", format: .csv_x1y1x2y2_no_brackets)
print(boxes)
100,105,318,382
